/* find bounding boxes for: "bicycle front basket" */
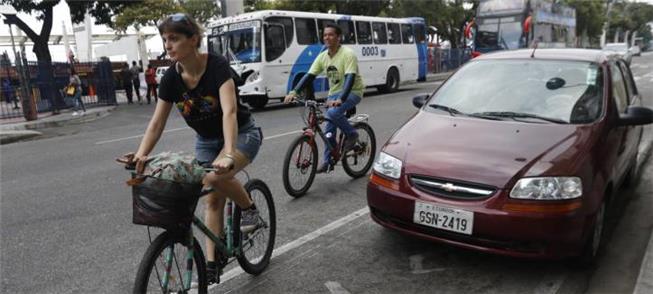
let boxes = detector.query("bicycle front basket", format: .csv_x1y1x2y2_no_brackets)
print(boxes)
131,174,202,230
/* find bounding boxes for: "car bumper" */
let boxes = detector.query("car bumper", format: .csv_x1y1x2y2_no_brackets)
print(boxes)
367,180,591,259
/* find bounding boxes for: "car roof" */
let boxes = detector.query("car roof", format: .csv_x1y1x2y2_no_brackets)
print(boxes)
475,48,610,64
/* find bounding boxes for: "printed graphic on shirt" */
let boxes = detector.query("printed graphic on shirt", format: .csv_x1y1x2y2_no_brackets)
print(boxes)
326,65,340,86
175,90,219,119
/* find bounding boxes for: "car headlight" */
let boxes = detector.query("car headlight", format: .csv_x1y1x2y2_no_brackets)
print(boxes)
373,152,402,179
246,71,260,83
510,177,582,200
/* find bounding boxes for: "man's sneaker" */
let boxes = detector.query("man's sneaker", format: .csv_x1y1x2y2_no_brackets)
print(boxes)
343,132,359,151
240,207,264,234
71,111,79,116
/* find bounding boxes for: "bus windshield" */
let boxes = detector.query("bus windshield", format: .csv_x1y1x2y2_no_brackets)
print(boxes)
209,26,261,64
476,17,522,50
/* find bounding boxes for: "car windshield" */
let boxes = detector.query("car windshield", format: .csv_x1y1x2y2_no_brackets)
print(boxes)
428,59,604,124
208,25,261,64
604,44,627,52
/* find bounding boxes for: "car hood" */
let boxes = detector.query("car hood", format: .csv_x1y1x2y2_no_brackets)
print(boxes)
384,112,593,189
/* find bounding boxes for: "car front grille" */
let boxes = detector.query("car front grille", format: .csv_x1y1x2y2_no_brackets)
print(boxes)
409,175,496,200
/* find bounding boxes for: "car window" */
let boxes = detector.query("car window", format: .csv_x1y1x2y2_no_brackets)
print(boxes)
610,62,629,113
618,61,638,99
430,59,604,124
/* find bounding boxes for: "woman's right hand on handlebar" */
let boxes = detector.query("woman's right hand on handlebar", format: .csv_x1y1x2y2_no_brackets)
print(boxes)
116,152,148,174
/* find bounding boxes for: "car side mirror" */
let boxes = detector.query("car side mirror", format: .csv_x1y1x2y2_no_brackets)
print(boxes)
618,106,653,126
413,94,429,108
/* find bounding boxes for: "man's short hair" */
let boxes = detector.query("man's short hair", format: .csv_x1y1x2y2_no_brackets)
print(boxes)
324,23,342,36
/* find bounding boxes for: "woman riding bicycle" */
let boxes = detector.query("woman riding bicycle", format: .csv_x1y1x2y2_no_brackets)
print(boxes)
284,24,365,173
130,13,263,284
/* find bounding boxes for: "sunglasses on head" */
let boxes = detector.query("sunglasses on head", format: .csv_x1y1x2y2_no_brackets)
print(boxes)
170,13,189,23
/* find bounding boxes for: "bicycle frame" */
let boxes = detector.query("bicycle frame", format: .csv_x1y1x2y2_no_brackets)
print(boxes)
158,199,241,290
299,100,369,166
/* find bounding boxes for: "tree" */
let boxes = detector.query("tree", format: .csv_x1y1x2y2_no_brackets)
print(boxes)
245,0,391,16
561,0,605,47
388,0,476,48
0,0,132,114
113,0,220,32
1,0,132,63
607,2,653,45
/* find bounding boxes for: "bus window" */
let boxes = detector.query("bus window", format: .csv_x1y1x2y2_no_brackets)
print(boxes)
356,21,373,44
372,22,387,44
266,17,293,48
296,18,318,44
337,20,356,44
318,19,336,43
401,24,414,44
388,23,401,44
414,23,426,44
265,24,286,61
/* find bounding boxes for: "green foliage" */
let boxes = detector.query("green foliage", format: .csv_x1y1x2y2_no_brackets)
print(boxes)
244,0,390,16
560,0,605,46
113,0,219,32
607,1,653,45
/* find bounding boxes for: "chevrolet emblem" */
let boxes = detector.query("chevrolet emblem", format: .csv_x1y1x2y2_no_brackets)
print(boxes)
442,183,456,192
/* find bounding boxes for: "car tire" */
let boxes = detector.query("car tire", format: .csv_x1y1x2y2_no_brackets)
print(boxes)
574,201,606,268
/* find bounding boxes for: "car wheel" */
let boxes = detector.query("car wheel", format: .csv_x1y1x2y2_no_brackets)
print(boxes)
575,201,606,268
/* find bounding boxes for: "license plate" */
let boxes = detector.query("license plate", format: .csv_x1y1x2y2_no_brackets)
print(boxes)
413,201,474,235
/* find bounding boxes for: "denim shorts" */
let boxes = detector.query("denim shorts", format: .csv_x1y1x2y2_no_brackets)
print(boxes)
195,120,262,164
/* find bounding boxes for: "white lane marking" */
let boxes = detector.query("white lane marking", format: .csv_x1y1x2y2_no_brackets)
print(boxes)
211,207,370,289
95,128,301,145
325,281,352,294
409,254,447,274
94,127,188,145
263,130,301,140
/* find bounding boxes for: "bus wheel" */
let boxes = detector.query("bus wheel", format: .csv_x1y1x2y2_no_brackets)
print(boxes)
248,96,268,109
377,68,399,93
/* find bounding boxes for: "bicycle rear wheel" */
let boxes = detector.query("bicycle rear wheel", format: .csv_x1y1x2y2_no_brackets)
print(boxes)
133,231,207,294
282,134,318,197
342,122,376,178
234,179,276,275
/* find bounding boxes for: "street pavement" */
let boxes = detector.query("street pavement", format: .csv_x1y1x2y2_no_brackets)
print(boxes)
1,59,652,294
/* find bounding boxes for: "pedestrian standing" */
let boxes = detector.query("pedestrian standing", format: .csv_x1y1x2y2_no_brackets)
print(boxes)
145,64,158,104
65,68,85,116
121,63,134,104
131,61,142,104
2,78,18,109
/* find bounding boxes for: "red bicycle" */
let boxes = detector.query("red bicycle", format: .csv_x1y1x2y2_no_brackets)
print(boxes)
282,97,376,197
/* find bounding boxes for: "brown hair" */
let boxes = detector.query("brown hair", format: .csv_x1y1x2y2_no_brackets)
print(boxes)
158,13,204,48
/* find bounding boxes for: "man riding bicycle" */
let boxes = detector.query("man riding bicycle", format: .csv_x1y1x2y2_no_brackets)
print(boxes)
284,23,365,173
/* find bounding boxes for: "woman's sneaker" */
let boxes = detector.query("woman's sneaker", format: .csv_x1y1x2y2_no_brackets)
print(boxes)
240,207,264,234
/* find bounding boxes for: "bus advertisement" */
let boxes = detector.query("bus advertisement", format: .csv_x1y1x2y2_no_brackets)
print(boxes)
469,0,576,54
207,10,428,109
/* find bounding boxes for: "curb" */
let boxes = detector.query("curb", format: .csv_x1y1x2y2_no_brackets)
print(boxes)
0,106,116,145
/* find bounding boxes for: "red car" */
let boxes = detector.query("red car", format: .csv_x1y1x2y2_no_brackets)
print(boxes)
367,49,653,264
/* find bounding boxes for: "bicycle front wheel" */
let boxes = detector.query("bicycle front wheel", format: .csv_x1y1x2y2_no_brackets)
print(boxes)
282,134,318,197
133,231,207,294
234,179,276,275
342,122,376,178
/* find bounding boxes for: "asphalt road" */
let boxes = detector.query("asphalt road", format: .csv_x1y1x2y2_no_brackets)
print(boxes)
2,53,653,294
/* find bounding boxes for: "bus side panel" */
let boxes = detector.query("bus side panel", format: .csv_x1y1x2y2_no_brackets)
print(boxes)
286,44,326,95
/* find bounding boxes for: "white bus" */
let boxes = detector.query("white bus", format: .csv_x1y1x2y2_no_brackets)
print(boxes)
207,10,428,108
